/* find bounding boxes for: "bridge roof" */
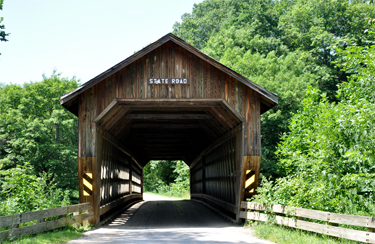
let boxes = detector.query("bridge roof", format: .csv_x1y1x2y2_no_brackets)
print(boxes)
60,33,278,115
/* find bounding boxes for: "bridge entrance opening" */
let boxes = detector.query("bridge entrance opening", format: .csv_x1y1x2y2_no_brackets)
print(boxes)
143,160,190,199
60,33,278,225
93,99,244,223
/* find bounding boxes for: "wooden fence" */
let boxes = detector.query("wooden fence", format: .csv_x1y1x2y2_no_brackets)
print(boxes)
0,202,93,241
240,201,375,243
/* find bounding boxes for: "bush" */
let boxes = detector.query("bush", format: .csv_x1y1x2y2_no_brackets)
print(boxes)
0,163,70,216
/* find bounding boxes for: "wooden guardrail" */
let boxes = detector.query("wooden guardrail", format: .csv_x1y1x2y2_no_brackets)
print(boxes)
240,201,375,243
0,202,93,241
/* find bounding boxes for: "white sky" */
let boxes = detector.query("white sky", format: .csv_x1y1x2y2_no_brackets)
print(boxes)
0,0,203,85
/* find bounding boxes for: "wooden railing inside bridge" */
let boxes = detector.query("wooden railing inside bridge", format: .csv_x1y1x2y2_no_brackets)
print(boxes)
241,201,375,243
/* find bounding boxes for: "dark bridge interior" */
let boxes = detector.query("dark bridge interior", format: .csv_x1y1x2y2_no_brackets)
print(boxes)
94,99,243,166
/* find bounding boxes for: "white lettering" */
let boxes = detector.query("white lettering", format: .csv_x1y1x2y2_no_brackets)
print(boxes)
149,78,188,84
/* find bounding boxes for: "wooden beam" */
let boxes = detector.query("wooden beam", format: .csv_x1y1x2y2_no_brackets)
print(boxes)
117,98,223,107
132,124,202,129
125,114,211,120
93,99,118,124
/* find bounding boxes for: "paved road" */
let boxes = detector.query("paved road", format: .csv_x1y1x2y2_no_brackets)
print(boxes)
68,194,274,244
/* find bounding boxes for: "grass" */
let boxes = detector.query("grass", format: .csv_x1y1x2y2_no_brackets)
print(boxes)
250,222,362,244
2,225,92,244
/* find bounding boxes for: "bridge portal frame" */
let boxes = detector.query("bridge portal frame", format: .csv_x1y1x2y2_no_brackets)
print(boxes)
60,33,278,224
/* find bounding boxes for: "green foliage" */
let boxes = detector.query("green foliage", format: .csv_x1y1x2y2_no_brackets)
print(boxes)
174,0,375,178
0,72,80,211
0,0,9,55
254,27,375,216
0,163,71,216
143,160,190,197
0,72,79,192
2,227,86,244
251,222,359,244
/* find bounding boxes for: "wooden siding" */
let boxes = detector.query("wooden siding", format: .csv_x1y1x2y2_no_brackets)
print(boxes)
78,41,261,159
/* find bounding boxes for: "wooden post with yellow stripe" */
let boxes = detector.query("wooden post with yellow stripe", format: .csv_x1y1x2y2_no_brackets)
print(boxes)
242,156,261,199
83,172,93,197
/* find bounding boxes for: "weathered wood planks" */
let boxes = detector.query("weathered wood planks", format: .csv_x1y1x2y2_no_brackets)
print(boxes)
241,202,375,243
0,203,93,241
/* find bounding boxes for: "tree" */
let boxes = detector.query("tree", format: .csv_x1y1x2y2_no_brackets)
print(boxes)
0,163,71,216
0,0,9,54
254,24,375,216
173,0,375,178
0,72,80,193
143,160,190,196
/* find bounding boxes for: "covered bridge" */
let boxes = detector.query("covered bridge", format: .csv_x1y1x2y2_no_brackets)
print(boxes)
60,33,278,224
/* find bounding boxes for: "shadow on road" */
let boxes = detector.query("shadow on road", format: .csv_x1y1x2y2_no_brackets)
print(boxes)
68,199,275,244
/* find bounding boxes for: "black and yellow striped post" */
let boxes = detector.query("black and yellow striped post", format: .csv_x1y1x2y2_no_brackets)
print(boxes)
83,173,93,196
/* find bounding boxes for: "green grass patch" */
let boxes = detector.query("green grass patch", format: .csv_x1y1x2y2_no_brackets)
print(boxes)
250,222,361,244
2,225,92,244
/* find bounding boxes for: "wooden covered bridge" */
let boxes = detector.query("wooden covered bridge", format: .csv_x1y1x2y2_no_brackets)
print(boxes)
60,33,278,224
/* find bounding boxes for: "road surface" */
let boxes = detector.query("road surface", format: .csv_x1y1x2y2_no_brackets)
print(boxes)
68,194,274,244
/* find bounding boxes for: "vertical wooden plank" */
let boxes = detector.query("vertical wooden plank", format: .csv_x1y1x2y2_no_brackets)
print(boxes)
122,68,127,98
150,52,155,98
144,57,148,99
160,43,166,98
78,157,84,204
136,60,141,98
181,48,186,98
126,65,132,99
129,156,133,195
171,42,176,98
235,123,245,222
175,45,180,98
206,62,211,98
154,48,160,98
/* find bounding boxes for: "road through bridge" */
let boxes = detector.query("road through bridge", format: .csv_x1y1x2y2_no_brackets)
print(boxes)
60,33,278,225
68,194,275,244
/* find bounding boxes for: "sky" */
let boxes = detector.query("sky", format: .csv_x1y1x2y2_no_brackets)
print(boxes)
0,0,204,85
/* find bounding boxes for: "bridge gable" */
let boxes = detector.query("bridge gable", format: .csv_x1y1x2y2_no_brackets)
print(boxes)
61,33,277,117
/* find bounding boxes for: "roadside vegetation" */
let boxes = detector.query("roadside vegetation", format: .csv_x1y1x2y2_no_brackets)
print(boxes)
0,72,80,217
2,225,91,244
143,160,190,199
251,222,360,244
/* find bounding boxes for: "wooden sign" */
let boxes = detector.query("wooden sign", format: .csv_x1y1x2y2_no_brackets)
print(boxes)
148,78,190,85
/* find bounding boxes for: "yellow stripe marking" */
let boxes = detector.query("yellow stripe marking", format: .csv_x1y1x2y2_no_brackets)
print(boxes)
83,178,93,191
245,170,255,189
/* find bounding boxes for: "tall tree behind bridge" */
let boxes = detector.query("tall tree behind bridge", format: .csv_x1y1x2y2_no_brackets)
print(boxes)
173,0,375,177
253,23,375,215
